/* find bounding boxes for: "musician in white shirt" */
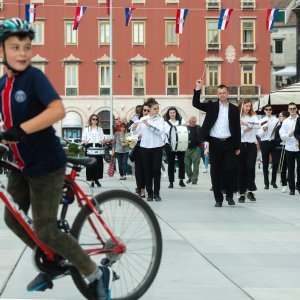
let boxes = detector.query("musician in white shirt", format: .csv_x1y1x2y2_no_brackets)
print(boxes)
279,102,300,195
257,105,279,189
132,98,165,201
163,107,186,189
237,99,259,203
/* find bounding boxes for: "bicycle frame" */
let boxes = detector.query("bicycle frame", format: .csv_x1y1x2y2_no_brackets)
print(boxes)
0,159,126,262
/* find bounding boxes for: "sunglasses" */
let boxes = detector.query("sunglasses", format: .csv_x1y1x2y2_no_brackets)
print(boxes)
265,109,272,111
92,118,98,121
143,109,150,112
289,107,297,111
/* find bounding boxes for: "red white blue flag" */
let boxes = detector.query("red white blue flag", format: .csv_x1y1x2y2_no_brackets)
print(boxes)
25,4,37,24
125,7,136,26
175,9,188,34
266,8,279,31
106,0,110,15
218,8,233,30
73,6,87,30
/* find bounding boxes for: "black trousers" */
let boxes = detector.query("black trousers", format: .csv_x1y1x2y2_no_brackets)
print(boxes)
260,140,278,186
276,148,287,186
134,146,145,191
164,143,185,183
238,142,257,194
209,137,237,202
140,147,163,197
285,150,300,191
86,155,103,181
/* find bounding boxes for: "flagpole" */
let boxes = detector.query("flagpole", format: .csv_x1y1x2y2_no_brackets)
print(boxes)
109,0,113,137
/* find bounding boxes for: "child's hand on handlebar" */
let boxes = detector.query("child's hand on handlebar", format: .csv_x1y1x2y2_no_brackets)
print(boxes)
1,127,27,142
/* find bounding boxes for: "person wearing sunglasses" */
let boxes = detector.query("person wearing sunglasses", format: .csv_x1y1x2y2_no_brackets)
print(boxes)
257,105,279,190
279,103,300,195
82,114,104,188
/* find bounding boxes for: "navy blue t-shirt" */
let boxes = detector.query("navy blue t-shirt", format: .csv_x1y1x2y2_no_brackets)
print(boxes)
0,66,66,176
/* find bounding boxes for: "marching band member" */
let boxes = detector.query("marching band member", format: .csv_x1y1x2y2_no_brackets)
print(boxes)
237,99,259,203
257,105,279,190
279,102,300,195
132,98,165,201
82,114,104,188
163,107,186,188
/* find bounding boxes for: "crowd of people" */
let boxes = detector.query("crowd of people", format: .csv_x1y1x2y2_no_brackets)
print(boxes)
81,80,300,206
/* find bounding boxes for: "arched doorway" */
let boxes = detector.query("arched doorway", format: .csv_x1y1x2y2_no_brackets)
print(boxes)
62,111,82,140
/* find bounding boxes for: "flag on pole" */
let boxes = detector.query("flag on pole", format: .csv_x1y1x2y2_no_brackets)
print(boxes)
107,0,110,15
125,8,136,26
73,6,87,30
175,8,188,34
25,4,37,24
218,8,233,30
266,8,279,31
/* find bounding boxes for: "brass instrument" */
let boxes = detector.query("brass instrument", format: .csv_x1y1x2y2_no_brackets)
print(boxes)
124,132,137,149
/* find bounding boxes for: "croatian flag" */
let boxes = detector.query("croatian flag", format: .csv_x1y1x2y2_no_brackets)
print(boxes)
266,8,279,31
25,4,37,24
125,7,136,26
106,0,110,15
218,8,233,30
73,6,87,30
175,8,188,34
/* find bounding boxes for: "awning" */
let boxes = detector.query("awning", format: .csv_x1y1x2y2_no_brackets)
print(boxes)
62,112,82,128
271,66,297,76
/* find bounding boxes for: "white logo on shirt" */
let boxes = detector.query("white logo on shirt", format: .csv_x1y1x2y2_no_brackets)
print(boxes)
15,90,27,103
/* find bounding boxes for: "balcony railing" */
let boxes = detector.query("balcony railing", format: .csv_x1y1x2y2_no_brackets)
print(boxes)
241,0,256,10
206,43,221,51
206,1,221,10
241,42,256,51
203,85,261,100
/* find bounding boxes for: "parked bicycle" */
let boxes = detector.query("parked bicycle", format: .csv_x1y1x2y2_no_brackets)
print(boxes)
0,144,162,299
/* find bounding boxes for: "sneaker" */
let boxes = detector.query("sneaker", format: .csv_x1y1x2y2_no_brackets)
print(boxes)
281,186,288,193
192,181,197,185
147,196,153,202
89,266,113,300
91,182,95,188
247,192,256,201
186,179,192,184
27,273,55,292
179,180,186,187
238,195,245,203
203,169,208,173
95,180,101,187
168,183,173,188
154,195,162,201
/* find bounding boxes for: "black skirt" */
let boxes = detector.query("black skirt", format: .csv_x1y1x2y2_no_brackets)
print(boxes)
86,155,103,181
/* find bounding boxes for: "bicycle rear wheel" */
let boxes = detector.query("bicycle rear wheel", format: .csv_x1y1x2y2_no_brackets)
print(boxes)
70,189,162,300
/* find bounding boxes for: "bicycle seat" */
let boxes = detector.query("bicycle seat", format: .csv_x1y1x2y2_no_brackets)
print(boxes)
66,157,97,167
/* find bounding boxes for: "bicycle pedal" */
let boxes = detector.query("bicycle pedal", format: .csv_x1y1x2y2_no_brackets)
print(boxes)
29,280,54,292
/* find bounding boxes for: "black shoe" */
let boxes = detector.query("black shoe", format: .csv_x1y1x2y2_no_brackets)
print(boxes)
95,180,101,187
210,187,213,191
215,202,222,207
168,183,173,188
192,181,197,185
226,197,235,205
135,188,140,194
238,195,245,203
89,266,112,300
139,194,145,198
179,180,186,187
147,196,153,201
27,273,55,292
264,185,269,190
289,190,295,195
91,182,95,188
272,183,278,189
154,195,162,201
186,179,192,184
247,192,256,201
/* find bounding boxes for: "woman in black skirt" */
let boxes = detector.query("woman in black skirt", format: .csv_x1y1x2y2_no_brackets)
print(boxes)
82,114,105,187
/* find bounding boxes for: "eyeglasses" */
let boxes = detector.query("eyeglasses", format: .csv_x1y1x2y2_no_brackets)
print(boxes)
264,109,272,111
143,109,150,112
92,118,98,121
289,107,297,111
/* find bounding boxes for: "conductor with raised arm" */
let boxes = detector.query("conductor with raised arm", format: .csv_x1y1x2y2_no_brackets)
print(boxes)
193,79,241,207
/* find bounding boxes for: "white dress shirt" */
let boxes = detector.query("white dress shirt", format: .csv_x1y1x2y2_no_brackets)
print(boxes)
279,116,299,152
257,116,279,141
133,115,165,148
210,102,231,138
82,126,104,146
241,115,259,143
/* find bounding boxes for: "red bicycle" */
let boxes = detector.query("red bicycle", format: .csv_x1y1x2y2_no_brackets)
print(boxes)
0,149,162,300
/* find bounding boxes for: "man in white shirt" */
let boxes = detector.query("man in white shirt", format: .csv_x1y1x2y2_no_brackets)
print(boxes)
257,105,279,189
279,102,300,195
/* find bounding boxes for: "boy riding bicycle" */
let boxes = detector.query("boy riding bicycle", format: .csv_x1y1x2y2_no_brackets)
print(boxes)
0,17,111,300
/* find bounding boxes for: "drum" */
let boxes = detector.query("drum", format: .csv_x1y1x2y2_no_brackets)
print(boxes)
86,147,105,156
169,125,189,152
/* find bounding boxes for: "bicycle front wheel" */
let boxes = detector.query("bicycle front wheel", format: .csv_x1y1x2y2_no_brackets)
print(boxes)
70,189,162,300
